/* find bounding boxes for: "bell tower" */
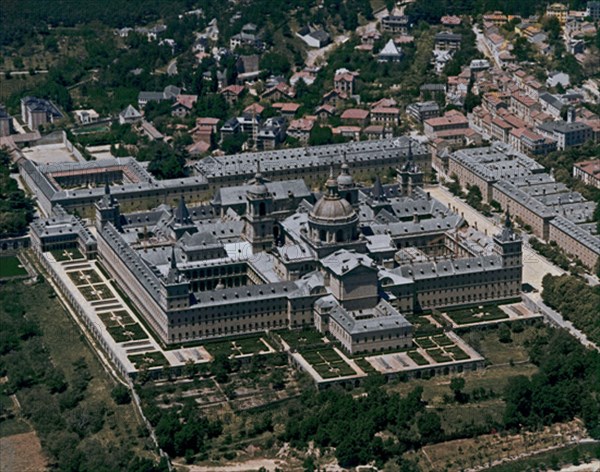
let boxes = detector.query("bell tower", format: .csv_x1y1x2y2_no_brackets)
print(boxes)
95,182,121,231
242,162,275,252
493,210,522,269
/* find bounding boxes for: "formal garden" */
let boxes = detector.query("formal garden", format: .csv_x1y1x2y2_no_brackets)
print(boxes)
444,304,509,325
50,248,84,262
299,347,358,379
203,334,274,358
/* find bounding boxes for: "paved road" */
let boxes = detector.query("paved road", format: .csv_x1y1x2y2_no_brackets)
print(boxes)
167,59,178,76
427,185,565,291
472,24,501,69
0,69,48,75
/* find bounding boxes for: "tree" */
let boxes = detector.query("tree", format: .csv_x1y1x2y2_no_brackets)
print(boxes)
450,377,467,403
417,412,443,443
498,324,513,344
221,132,247,154
308,125,334,146
111,384,132,404
259,52,291,77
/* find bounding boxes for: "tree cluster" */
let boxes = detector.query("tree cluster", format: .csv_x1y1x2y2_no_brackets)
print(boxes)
0,148,34,238
503,329,600,439
282,386,441,468
541,274,600,345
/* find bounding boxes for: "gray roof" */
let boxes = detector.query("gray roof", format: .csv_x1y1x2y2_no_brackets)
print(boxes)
120,105,142,118
213,179,311,206
21,97,63,118
396,255,504,280
328,299,411,335
550,216,600,254
435,32,462,41
538,120,592,135
138,91,165,101
539,92,564,110
321,249,376,276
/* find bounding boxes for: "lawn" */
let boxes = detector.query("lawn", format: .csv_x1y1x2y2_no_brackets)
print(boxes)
355,357,377,373
432,334,454,347
107,323,148,343
78,285,100,301
204,334,271,358
415,337,436,349
128,351,167,369
277,328,325,349
446,305,509,325
406,315,444,337
446,345,470,361
49,248,84,262
0,256,27,278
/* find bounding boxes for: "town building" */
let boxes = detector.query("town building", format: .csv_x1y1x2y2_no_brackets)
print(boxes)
20,97,63,130
377,40,403,62
546,3,569,24
446,143,600,269
0,106,14,137
537,119,593,150
434,32,462,51
573,159,600,188
407,102,441,123
119,105,142,125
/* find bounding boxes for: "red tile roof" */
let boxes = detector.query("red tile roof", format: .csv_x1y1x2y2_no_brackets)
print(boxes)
341,108,369,120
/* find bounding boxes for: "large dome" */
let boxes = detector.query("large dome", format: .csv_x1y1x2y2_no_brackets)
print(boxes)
310,195,357,223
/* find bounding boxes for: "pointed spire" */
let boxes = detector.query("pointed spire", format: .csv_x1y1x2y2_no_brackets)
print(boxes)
101,172,114,206
255,160,263,182
372,176,386,201
504,207,512,229
325,165,338,196
174,195,190,225
170,245,177,269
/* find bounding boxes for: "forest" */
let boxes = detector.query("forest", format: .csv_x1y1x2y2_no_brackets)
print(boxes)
0,280,168,472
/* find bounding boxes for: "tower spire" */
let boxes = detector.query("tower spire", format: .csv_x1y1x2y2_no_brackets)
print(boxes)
325,165,338,197
170,245,177,269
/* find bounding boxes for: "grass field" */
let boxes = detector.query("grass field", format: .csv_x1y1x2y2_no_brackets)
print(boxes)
461,324,540,365
0,256,27,278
